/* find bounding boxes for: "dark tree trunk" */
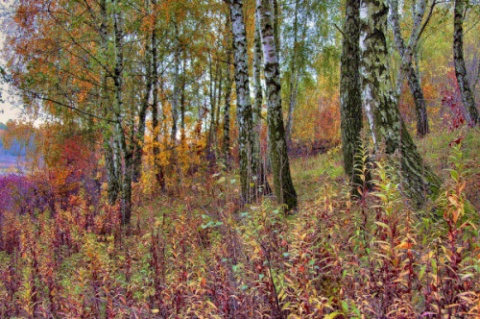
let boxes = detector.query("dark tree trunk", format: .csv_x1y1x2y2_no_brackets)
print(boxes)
453,0,479,125
406,65,429,136
340,0,364,195
105,142,120,204
273,0,280,59
207,52,218,162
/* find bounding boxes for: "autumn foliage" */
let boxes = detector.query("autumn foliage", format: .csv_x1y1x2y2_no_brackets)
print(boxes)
0,120,479,318
1,0,480,317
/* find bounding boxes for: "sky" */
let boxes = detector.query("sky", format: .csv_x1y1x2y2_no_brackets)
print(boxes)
0,83,22,124
0,0,22,124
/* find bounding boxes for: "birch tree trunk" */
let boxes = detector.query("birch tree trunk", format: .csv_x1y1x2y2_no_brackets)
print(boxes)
180,50,187,142
453,0,479,125
257,0,297,211
215,63,223,152
285,0,299,148
226,0,257,203
253,21,272,196
154,59,166,191
99,0,120,204
223,32,233,169
171,22,181,147
150,0,165,191
474,59,480,91
112,0,132,225
360,0,440,207
273,0,280,59
340,0,363,193
207,52,218,161
390,0,429,137
132,30,153,182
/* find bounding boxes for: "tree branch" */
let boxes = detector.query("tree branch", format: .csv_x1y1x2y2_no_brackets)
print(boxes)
29,91,117,124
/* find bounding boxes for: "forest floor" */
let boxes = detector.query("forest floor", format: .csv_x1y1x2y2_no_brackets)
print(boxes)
1,126,480,318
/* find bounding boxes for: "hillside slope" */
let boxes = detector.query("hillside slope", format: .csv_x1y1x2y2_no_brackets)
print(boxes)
0,128,479,318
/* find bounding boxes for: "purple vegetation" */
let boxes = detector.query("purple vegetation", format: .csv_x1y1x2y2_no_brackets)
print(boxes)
0,174,49,215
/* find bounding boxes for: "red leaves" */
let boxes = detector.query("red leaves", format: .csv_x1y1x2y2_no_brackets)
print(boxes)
449,136,464,147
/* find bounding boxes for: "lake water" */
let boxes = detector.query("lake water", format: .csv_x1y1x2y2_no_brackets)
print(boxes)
0,154,26,175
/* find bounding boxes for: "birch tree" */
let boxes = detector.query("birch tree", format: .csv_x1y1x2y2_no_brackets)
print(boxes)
132,10,154,182
285,0,308,147
389,0,435,137
99,0,121,205
223,21,233,169
112,0,134,225
340,0,363,192
253,21,272,196
453,0,479,125
257,0,297,211
360,0,440,207
283,0,340,146
225,0,257,204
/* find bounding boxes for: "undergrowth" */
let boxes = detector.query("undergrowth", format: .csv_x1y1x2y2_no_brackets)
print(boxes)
0,129,479,318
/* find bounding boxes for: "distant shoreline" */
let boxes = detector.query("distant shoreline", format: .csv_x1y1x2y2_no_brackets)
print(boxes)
0,154,26,174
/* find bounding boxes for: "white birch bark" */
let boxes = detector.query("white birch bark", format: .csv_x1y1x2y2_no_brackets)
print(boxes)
112,0,132,225
389,0,430,136
360,0,440,208
257,0,297,211
226,0,256,203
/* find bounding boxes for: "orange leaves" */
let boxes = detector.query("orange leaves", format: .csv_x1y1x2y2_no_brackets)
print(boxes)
394,241,414,250
292,84,340,146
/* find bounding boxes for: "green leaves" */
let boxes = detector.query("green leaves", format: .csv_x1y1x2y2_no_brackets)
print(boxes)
200,214,223,229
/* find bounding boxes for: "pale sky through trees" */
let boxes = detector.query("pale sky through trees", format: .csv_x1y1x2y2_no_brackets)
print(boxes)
0,71,20,124
0,38,18,123
0,0,21,124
